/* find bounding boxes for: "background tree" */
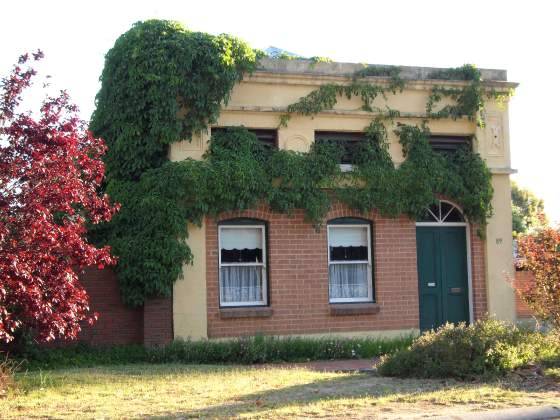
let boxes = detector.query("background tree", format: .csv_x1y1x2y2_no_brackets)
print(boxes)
0,52,117,343
517,226,560,329
512,180,547,237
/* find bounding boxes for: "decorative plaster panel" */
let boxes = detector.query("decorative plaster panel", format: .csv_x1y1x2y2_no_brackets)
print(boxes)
486,113,505,157
179,135,203,152
283,134,311,153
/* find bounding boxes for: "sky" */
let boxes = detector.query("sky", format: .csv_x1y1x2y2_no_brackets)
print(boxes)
2,0,559,224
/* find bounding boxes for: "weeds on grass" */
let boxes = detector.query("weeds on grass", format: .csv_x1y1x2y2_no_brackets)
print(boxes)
0,354,20,397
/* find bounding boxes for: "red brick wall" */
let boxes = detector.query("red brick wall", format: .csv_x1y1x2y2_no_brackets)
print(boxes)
143,296,174,347
71,268,173,347
206,203,488,338
470,225,488,320
514,270,534,318
74,203,488,344
76,267,143,345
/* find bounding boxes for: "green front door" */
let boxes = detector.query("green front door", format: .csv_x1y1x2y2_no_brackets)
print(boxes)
416,226,469,331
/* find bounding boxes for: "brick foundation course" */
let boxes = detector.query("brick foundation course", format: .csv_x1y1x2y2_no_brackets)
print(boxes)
206,203,487,339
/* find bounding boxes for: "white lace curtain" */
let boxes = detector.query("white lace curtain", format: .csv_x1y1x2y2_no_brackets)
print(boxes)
329,263,368,299
220,266,263,303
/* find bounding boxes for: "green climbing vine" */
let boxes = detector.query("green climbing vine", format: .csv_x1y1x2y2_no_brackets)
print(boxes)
93,128,342,306
90,19,261,181
333,121,492,227
92,20,501,306
272,53,332,64
90,20,261,305
279,65,404,127
425,64,512,127
352,65,406,91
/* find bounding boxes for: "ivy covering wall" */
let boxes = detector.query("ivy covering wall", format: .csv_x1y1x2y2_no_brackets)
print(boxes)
91,19,502,306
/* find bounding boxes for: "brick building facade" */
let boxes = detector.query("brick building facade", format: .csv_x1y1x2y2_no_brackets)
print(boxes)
72,58,519,346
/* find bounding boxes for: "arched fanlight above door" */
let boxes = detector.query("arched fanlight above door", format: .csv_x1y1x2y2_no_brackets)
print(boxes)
418,200,465,223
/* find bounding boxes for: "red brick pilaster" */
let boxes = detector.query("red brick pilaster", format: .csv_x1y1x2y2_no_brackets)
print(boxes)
143,296,173,347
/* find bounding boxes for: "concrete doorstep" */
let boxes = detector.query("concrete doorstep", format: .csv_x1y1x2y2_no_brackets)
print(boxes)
434,405,560,420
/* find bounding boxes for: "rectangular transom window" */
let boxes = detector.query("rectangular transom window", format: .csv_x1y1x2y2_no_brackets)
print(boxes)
315,131,366,166
218,224,267,306
327,224,373,303
429,135,472,154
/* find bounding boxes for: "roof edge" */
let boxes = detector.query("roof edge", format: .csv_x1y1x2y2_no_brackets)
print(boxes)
256,58,509,82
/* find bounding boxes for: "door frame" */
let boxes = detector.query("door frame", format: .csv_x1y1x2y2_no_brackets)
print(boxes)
415,201,474,324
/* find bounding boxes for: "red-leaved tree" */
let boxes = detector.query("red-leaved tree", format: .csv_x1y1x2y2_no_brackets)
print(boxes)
0,52,118,343
516,225,560,329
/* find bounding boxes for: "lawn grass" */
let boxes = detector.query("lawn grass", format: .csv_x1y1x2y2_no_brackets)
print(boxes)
2,364,560,419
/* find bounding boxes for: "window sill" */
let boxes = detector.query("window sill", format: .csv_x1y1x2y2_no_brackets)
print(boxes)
329,303,380,316
219,307,273,319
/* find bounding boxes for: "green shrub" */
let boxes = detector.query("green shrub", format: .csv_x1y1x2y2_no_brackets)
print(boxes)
377,319,560,379
15,335,413,371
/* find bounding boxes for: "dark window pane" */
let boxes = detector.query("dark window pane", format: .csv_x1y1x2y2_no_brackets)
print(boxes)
221,248,263,263
440,201,453,217
328,217,370,225
212,127,277,150
249,129,277,151
315,131,366,164
445,207,464,222
330,246,346,261
330,246,368,261
419,207,436,222
428,203,440,220
221,249,238,263
440,201,465,222
429,135,471,154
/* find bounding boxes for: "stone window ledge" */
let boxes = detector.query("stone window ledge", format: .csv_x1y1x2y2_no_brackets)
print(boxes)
329,303,380,316
219,307,273,319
